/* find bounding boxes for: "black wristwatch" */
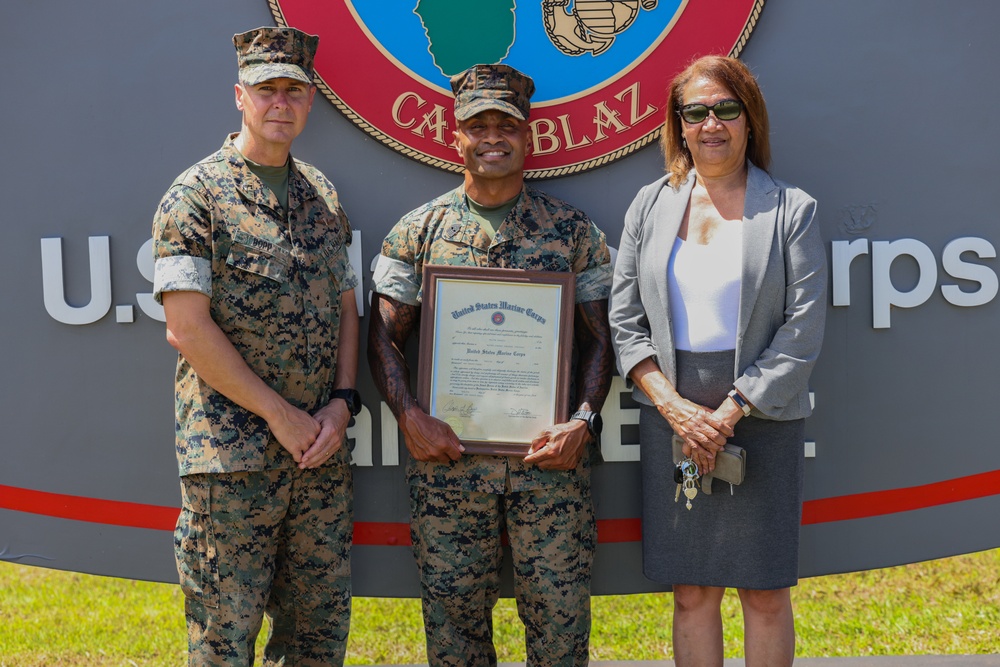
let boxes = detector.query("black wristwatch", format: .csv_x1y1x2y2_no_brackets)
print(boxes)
331,388,362,417
570,409,603,439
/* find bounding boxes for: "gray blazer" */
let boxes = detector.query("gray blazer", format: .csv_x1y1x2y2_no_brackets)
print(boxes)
609,162,827,420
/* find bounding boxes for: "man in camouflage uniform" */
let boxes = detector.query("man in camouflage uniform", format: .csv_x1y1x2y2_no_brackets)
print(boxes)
368,64,613,667
152,27,360,666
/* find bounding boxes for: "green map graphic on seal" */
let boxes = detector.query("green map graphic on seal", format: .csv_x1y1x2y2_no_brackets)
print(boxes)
415,0,516,76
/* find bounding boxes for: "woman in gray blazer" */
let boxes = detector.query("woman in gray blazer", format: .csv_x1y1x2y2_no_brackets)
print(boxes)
609,56,827,667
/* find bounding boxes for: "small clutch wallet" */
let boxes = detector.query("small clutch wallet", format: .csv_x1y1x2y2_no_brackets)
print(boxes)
672,435,746,495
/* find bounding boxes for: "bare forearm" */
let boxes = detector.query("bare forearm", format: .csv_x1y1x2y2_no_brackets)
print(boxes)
574,299,613,412
332,289,359,392
366,292,464,461
629,357,682,410
164,292,288,423
366,293,420,418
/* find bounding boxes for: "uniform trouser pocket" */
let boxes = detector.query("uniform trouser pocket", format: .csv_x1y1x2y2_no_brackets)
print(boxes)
175,474,220,609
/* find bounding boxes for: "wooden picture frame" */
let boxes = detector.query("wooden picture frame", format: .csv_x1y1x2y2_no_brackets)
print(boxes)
417,265,576,456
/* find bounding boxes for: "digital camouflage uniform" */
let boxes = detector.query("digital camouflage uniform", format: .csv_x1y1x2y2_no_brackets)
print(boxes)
373,183,611,667
153,133,356,666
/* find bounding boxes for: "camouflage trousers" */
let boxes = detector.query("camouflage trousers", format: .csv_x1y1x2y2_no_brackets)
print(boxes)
175,460,353,666
409,481,595,667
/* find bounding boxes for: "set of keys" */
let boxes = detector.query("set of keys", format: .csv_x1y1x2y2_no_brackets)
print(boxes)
673,458,700,510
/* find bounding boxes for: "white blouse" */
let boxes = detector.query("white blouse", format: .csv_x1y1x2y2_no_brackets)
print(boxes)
667,224,743,352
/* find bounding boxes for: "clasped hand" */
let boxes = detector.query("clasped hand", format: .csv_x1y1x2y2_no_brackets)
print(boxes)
663,397,736,473
268,399,353,469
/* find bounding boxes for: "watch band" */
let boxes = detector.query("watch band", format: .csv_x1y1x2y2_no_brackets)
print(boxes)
570,409,603,437
331,388,362,417
728,389,752,417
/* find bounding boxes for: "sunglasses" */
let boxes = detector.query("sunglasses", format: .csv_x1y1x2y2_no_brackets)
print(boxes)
677,99,743,124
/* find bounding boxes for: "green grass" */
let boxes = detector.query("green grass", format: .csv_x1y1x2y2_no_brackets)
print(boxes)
1,549,998,665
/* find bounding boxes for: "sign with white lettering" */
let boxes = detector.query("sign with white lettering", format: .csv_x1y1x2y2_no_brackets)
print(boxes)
269,0,763,177
3,0,1000,596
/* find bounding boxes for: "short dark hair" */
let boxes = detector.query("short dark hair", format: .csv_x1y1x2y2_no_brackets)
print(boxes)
660,55,771,188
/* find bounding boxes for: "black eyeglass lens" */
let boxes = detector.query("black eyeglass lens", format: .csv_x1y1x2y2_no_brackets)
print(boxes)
714,100,742,120
681,105,709,123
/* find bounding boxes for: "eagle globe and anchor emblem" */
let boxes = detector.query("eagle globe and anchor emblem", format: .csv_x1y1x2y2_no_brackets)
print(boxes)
269,0,764,177
541,0,659,56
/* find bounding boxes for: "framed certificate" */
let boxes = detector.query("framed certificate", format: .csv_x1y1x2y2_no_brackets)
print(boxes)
417,265,576,456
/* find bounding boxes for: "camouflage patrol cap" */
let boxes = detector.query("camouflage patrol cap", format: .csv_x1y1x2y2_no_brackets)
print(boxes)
450,64,535,121
233,27,319,86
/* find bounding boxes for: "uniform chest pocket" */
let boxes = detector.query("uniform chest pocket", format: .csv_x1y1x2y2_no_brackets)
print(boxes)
218,242,292,336
226,241,291,283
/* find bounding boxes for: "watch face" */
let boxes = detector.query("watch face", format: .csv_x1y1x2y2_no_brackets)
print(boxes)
335,389,361,416
591,413,604,436
729,390,751,416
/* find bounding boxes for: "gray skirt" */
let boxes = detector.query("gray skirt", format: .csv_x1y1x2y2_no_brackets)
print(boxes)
640,350,804,590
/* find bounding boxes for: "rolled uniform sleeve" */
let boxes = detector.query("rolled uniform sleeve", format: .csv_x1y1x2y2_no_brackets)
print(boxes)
372,255,420,305
373,215,424,305
152,184,214,304
575,263,612,303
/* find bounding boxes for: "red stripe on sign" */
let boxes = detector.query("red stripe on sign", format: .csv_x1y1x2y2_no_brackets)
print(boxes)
0,484,179,531
597,518,642,543
800,468,1000,525
354,521,411,546
3,470,1000,541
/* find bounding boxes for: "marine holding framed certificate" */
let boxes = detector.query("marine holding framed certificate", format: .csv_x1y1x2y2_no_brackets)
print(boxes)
417,265,575,455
